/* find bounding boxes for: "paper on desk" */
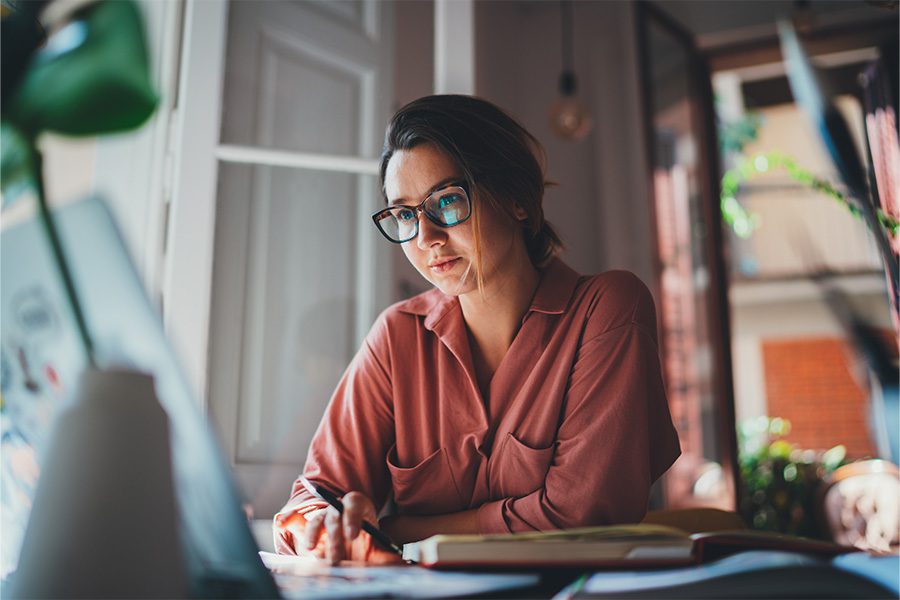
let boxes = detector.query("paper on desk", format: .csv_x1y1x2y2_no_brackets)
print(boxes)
259,551,539,599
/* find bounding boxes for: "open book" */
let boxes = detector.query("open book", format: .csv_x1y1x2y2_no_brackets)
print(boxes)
402,524,855,568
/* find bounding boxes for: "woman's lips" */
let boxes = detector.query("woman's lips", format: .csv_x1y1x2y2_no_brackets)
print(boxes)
429,257,461,274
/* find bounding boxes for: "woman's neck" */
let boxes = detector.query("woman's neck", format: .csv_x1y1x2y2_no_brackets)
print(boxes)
458,255,541,360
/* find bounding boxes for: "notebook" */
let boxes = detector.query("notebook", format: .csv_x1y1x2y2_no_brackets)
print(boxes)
403,523,854,568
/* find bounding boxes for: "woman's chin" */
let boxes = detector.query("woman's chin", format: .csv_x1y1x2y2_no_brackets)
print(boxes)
430,277,476,297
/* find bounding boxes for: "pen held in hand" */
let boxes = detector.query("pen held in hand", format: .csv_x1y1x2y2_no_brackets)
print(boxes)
299,476,407,559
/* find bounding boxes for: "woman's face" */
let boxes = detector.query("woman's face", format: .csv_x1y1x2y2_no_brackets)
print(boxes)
383,144,526,297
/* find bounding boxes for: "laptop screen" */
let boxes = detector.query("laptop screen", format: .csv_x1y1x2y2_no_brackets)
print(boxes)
0,196,278,597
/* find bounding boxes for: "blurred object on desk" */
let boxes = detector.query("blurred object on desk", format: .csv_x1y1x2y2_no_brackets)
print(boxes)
817,459,900,553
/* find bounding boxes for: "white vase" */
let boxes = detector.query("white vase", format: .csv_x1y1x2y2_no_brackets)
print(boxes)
11,367,187,598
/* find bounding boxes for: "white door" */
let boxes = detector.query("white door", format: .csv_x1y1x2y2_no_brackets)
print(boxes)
206,0,394,517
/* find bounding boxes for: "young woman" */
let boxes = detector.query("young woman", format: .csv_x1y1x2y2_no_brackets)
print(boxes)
273,95,680,564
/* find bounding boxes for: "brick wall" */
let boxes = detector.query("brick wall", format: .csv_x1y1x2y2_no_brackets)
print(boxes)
762,337,877,459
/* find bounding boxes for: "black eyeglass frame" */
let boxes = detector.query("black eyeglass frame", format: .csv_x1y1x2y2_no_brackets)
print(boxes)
371,182,472,244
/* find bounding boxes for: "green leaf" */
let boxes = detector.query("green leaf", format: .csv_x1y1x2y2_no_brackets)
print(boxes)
4,0,158,137
0,121,37,206
822,445,847,471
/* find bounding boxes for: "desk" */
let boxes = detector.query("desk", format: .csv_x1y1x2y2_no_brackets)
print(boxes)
263,551,898,599
261,552,549,598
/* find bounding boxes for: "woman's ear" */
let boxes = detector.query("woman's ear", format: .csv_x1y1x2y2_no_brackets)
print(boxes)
513,204,528,221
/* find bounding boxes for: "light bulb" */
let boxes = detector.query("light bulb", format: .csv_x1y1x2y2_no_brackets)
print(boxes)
550,95,593,140
550,70,593,140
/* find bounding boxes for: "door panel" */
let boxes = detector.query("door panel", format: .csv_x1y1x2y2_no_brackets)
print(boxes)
220,1,385,154
259,35,362,156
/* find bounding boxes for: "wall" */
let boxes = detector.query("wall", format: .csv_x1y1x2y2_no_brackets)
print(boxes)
475,1,656,285
39,136,96,207
763,337,879,458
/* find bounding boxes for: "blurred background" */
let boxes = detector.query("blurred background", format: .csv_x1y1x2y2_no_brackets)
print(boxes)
32,0,898,547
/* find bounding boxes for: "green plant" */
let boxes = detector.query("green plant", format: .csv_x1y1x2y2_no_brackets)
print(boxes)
738,416,846,538
720,151,900,240
717,110,899,241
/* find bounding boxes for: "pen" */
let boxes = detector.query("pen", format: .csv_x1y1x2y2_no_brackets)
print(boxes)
299,476,406,559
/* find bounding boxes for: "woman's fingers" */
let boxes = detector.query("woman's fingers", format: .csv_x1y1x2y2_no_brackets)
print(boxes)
277,492,382,563
341,491,376,541
324,507,346,564
274,509,307,555
302,510,326,554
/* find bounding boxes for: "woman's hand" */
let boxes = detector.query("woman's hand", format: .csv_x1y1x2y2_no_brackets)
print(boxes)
275,492,403,565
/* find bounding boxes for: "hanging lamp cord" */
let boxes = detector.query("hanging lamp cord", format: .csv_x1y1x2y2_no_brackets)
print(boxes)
559,0,576,95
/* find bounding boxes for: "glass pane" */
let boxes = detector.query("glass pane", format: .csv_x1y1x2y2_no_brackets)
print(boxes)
219,1,366,156
644,17,735,510
207,163,380,514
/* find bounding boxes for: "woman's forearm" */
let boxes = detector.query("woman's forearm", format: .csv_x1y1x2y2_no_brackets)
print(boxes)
380,508,481,545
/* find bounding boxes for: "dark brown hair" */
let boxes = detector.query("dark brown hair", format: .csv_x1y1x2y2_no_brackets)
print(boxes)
379,95,562,283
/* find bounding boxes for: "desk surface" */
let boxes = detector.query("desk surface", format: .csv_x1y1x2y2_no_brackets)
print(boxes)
261,550,899,600
261,552,549,599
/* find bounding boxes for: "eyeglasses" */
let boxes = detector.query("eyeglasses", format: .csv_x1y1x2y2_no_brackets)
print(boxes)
372,183,472,244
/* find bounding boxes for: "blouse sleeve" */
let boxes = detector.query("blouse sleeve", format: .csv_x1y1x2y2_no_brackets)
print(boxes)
476,273,681,533
273,313,396,552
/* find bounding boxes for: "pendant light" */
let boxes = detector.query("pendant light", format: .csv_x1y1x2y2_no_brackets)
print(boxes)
549,0,593,140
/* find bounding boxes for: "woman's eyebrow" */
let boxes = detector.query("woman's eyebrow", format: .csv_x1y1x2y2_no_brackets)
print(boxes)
388,177,462,206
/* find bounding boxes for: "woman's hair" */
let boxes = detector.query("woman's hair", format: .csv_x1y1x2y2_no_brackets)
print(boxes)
379,95,562,292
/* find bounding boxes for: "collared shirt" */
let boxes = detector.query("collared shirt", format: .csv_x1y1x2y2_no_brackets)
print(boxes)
275,258,680,550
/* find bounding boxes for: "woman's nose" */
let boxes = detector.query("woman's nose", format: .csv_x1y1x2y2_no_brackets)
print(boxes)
416,213,446,250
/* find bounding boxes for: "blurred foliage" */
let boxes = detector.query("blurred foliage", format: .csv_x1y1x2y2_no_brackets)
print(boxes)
717,112,899,241
738,416,847,538
718,111,762,239
0,122,37,203
721,151,900,240
719,111,763,156
2,0,158,138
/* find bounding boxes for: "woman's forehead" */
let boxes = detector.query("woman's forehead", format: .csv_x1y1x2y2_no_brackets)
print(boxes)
384,145,463,201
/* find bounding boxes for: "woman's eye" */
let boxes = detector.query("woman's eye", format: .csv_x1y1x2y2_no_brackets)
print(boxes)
397,208,416,221
438,194,460,208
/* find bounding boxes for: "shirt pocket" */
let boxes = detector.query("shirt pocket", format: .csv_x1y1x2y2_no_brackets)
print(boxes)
386,445,464,515
491,432,555,498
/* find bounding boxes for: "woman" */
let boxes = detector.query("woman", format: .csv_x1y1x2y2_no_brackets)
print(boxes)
274,95,680,564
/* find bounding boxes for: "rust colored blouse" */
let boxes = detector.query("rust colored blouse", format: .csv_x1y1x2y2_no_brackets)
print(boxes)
275,259,680,552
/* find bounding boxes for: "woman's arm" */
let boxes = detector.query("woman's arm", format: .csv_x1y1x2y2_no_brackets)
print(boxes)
380,508,481,545
476,275,681,534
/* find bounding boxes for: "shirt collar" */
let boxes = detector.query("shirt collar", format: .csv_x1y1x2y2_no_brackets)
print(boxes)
397,257,582,328
528,257,582,315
